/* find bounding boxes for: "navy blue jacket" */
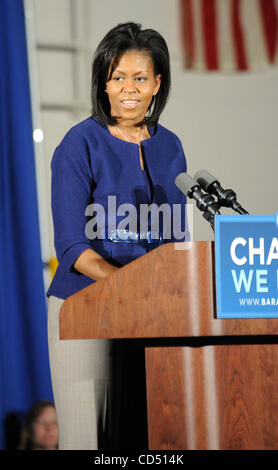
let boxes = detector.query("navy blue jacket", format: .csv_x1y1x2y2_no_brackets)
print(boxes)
46,117,189,299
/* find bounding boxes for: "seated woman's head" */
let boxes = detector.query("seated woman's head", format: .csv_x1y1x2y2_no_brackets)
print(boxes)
19,401,58,450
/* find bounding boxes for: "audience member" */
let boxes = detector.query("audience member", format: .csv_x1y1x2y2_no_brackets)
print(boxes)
18,400,58,450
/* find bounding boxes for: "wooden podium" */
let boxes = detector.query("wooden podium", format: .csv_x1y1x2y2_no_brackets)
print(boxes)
60,241,278,450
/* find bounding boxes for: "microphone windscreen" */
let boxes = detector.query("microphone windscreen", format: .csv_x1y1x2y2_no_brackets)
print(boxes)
175,173,198,195
194,169,218,191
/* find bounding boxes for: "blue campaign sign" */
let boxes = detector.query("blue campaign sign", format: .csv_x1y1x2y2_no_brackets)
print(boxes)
215,213,278,318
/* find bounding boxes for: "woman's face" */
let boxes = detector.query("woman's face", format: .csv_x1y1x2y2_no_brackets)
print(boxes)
32,406,58,450
106,49,161,125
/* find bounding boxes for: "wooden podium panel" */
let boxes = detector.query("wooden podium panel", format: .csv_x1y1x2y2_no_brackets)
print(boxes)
60,242,278,340
145,344,278,450
59,242,278,450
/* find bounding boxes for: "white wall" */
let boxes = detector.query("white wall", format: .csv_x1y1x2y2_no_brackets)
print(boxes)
168,67,278,240
31,0,278,254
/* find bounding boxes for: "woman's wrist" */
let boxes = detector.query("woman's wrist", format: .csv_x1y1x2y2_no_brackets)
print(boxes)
73,248,118,281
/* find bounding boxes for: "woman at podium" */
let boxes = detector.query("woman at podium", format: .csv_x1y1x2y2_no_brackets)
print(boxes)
46,22,189,450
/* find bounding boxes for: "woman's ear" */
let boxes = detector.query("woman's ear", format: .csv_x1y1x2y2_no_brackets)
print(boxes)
153,74,162,96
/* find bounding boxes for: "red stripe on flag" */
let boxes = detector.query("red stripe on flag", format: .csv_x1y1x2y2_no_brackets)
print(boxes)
180,0,195,67
259,0,277,63
231,0,248,70
201,0,219,69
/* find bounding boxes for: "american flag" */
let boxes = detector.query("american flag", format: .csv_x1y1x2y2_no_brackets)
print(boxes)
180,0,278,71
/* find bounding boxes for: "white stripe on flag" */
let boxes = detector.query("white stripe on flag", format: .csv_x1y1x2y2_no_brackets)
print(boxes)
217,0,236,71
192,0,206,71
242,0,268,70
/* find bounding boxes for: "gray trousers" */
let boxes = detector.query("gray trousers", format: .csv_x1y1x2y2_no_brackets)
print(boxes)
47,295,112,450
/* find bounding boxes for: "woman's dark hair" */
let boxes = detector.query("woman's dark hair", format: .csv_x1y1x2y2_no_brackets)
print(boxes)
91,22,171,127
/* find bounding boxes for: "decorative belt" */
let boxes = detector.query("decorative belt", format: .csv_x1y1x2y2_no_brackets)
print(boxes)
108,229,164,245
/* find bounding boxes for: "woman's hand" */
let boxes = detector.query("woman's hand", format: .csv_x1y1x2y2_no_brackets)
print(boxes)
73,248,119,281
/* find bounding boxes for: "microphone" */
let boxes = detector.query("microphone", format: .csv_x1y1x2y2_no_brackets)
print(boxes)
194,169,249,215
175,173,221,230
